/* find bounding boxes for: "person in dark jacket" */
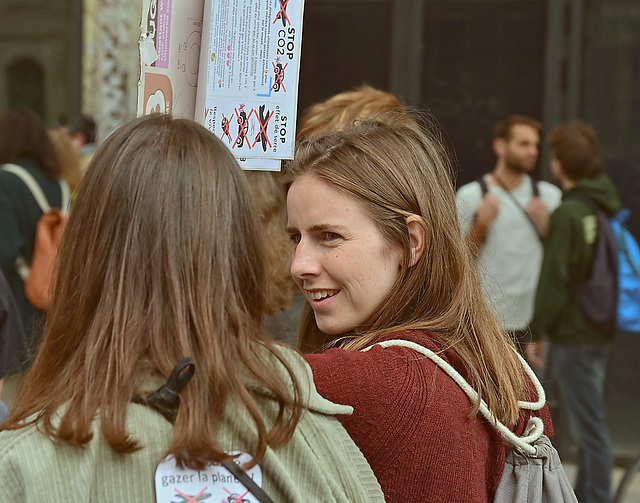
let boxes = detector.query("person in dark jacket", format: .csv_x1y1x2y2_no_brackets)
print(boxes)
0,109,68,355
0,269,27,421
530,120,619,503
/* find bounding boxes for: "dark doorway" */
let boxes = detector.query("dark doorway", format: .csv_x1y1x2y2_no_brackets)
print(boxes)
420,1,547,186
7,58,46,117
297,0,393,117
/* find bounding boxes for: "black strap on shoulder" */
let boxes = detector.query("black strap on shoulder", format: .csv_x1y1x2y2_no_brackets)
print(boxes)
478,175,539,197
133,357,274,503
492,174,545,243
477,175,488,196
221,459,275,503
531,177,540,198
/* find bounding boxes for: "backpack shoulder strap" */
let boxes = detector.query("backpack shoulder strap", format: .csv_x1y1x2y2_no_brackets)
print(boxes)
571,193,611,234
363,339,546,454
2,163,70,214
531,176,540,198
479,174,539,197
477,176,488,196
59,179,71,214
2,163,52,213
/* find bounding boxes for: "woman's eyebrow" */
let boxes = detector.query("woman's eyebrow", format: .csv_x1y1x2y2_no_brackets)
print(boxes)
286,223,347,234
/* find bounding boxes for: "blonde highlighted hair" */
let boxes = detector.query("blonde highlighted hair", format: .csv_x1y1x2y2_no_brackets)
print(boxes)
297,84,413,141
48,129,83,193
244,170,297,314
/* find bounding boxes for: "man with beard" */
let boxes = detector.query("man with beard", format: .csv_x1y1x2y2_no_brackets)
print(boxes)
456,115,562,355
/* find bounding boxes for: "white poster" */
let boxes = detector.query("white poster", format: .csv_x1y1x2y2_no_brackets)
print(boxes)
155,452,264,503
196,0,305,163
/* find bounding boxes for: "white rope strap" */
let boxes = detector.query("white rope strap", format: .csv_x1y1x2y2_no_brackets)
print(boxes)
2,163,70,214
363,339,546,455
59,179,71,214
3,163,71,282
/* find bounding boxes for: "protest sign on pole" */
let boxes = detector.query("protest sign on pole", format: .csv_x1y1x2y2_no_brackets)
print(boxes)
138,0,305,171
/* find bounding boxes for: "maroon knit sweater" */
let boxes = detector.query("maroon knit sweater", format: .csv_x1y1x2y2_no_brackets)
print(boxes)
306,330,553,503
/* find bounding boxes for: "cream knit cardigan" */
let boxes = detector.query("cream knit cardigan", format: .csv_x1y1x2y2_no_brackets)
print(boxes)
0,346,384,502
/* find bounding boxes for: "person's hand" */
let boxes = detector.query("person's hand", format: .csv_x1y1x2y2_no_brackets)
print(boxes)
525,341,545,369
525,198,551,237
466,193,500,254
476,192,500,225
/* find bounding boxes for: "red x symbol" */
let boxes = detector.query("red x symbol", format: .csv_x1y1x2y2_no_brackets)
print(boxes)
233,107,253,150
273,0,291,25
271,62,288,93
174,486,208,503
252,109,274,149
223,487,250,503
221,112,235,142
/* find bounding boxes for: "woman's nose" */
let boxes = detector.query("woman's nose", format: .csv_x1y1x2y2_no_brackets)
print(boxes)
290,240,322,280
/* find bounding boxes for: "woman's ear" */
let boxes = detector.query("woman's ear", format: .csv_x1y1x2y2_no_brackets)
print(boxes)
406,215,426,267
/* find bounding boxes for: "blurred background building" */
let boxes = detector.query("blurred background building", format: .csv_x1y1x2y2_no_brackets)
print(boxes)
1,0,638,466
0,0,139,140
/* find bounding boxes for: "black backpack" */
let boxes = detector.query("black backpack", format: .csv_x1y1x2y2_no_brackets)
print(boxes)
477,175,540,198
573,195,640,334
573,196,618,333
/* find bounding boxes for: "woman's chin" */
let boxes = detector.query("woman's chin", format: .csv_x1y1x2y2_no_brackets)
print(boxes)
315,318,355,337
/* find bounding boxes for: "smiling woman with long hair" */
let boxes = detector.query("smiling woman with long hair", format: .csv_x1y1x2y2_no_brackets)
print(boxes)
285,118,555,502
0,114,383,502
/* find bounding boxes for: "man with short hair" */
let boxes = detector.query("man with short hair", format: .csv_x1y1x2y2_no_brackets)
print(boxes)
530,120,618,503
456,115,562,352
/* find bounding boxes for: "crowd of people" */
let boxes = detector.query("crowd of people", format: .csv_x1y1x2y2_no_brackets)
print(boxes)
0,93,622,503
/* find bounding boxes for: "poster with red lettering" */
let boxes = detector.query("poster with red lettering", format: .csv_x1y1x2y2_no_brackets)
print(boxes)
138,0,305,171
195,0,305,169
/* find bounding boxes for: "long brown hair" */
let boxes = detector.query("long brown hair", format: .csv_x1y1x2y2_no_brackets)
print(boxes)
0,108,61,179
284,118,525,425
244,170,297,314
2,114,303,469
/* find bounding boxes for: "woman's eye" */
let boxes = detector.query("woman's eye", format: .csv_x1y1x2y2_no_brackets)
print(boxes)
289,233,301,244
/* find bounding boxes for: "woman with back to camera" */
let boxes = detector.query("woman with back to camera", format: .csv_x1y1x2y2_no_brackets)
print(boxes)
0,114,384,502
284,118,555,502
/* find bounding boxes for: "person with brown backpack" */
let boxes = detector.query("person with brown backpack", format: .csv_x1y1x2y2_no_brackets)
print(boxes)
0,109,69,357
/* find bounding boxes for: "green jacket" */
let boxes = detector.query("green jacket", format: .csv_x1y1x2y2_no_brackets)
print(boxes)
531,174,621,345
0,347,385,502
0,158,66,353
